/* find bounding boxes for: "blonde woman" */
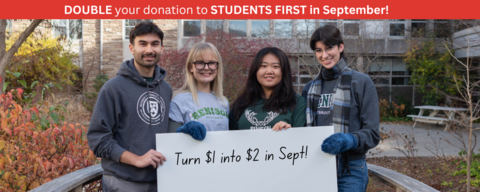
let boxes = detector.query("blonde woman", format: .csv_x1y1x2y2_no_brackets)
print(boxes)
168,42,229,137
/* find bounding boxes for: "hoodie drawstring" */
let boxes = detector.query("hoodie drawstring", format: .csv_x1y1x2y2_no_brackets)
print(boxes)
146,79,152,133
146,79,162,133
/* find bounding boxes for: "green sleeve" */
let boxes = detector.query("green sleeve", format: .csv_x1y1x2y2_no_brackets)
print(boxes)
292,94,306,127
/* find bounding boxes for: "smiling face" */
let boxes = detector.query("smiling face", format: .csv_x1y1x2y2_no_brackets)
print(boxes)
129,33,164,68
314,41,344,69
256,53,282,92
190,50,218,88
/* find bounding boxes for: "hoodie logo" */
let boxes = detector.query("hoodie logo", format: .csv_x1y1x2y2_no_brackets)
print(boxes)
137,91,165,125
149,101,158,117
245,109,279,130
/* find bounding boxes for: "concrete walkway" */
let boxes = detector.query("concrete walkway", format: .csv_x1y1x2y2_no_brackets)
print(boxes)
368,123,480,157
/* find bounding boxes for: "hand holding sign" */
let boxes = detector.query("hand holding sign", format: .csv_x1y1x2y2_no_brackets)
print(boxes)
321,133,358,155
176,121,207,141
156,126,337,192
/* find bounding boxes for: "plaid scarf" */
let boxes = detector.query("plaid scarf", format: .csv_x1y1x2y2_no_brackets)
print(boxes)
306,58,352,134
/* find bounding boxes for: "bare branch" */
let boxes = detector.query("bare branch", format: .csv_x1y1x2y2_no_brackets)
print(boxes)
444,42,467,68
0,19,43,78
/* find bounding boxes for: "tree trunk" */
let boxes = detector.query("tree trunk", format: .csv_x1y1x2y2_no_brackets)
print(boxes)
0,20,7,93
0,20,6,61
0,19,43,94
468,126,472,192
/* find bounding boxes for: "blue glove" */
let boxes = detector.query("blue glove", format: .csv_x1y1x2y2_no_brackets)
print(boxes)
176,121,206,141
321,133,358,155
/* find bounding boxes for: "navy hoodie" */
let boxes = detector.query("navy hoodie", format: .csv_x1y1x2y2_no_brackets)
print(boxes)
87,59,172,182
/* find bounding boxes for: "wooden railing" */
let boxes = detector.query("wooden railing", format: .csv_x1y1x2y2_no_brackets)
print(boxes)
31,163,439,192
368,164,439,192
30,164,102,192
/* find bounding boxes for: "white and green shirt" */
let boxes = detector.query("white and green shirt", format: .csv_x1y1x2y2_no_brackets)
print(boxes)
169,91,229,131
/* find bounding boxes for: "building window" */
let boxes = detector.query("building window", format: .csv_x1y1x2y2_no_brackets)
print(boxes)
229,20,247,37
296,19,315,38
274,20,292,38
53,20,82,40
411,20,427,38
125,19,152,40
69,20,82,39
367,58,413,102
320,20,337,27
251,20,270,38
344,20,360,36
434,20,450,38
391,58,410,85
206,20,223,35
368,58,392,85
389,20,405,37
183,20,201,37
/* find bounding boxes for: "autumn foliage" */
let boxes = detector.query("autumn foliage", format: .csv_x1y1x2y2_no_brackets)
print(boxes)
5,32,80,93
0,88,96,191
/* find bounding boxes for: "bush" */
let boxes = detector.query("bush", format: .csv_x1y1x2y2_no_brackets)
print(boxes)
83,73,109,111
379,98,412,122
0,88,96,191
5,32,79,94
454,150,480,187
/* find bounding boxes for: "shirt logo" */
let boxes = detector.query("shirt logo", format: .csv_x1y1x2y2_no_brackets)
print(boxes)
245,109,279,130
137,91,166,125
191,107,228,121
317,93,333,108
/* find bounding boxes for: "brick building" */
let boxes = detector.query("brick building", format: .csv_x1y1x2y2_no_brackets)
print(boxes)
7,19,476,105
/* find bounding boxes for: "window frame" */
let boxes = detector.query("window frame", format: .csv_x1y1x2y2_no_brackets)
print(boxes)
367,57,413,102
51,19,83,40
182,20,202,37
389,19,406,37
295,19,316,39
228,20,248,38
250,20,271,38
434,20,450,38
273,19,293,38
123,19,153,40
411,20,427,38
206,20,224,37
343,19,361,37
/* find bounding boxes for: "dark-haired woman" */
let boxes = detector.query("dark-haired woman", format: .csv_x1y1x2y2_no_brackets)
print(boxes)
229,47,305,131
303,25,379,192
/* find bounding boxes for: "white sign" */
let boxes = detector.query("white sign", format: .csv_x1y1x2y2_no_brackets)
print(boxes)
156,126,337,192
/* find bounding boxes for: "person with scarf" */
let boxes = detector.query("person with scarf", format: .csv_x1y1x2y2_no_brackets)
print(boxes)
302,25,380,192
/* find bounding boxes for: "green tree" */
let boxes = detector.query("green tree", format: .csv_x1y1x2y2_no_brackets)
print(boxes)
404,40,457,105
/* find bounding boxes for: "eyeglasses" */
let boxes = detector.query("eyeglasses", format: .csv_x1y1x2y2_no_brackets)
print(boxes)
314,45,338,56
193,61,219,70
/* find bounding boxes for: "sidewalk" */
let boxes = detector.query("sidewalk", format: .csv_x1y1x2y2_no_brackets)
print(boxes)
368,123,480,157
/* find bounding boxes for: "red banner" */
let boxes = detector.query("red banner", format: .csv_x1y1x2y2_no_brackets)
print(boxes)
1,0,480,19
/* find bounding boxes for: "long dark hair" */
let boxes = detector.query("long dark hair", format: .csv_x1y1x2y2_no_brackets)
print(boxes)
232,47,297,121
309,25,347,62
